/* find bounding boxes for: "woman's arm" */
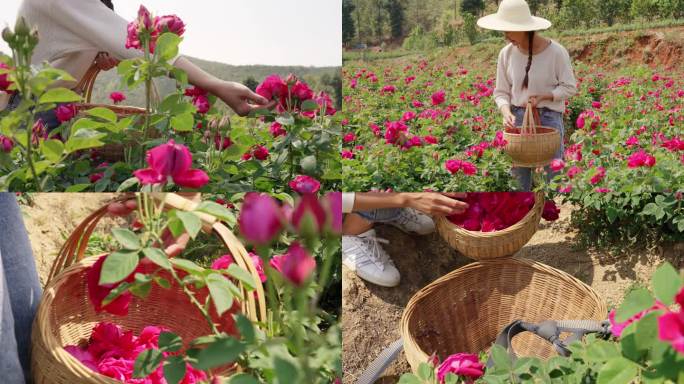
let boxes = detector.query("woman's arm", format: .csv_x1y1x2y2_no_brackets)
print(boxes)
350,192,469,216
551,47,578,102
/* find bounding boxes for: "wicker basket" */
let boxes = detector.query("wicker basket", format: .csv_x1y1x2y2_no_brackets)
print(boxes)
435,192,544,260
73,59,160,162
401,258,607,373
31,194,266,384
503,102,561,168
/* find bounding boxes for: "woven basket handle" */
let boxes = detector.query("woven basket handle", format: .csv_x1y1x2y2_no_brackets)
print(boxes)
73,55,160,105
521,102,541,135
48,193,267,324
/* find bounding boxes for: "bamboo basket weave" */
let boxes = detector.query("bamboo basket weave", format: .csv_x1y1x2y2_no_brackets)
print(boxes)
435,192,544,260
31,193,266,384
401,258,607,373
73,59,160,162
503,102,561,167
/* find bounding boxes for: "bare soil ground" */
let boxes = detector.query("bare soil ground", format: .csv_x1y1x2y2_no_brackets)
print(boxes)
341,203,684,384
19,193,120,286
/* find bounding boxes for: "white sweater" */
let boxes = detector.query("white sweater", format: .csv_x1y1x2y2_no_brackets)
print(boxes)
493,40,577,113
17,0,178,89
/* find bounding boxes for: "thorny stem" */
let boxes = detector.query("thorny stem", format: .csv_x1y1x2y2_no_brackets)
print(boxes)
13,47,41,191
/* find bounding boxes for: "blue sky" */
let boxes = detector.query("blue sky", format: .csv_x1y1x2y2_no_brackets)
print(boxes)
1,0,342,67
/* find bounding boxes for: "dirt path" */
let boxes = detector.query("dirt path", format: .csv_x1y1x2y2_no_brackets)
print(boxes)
19,193,119,286
341,203,684,384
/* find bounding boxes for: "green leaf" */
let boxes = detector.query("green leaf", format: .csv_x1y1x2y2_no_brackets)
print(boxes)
615,288,654,323
227,264,256,291
490,344,512,370
586,340,619,363
195,336,245,370
112,228,141,250
170,112,194,132
652,263,682,305
156,32,182,61
38,88,82,104
41,139,64,163
65,129,106,153
163,356,186,384
206,273,234,316
194,201,235,224
635,312,660,351
273,357,299,383
101,282,131,306
300,155,317,173
606,206,619,223
176,211,202,239
235,315,255,344
397,375,422,384
167,217,184,238
228,373,260,384
65,184,90,192
155,276,171,289
99,251,140,285
159,332,183,353
596,357,637,384
142,247,172,270
133,349,163,378
418,362,434,381
86,107,117,123
170,259,204,275
301,99,319,112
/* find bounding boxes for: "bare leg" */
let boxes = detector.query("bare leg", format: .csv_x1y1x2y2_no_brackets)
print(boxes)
343,213,374,236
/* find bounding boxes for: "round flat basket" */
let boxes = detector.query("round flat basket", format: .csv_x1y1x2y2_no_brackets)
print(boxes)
401,258,607,373
31,194,266,384
503,103,561,167
435,192,543,260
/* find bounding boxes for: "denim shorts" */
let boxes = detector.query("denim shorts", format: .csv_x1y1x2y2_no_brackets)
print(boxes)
3,93,61,131
354,208,402,223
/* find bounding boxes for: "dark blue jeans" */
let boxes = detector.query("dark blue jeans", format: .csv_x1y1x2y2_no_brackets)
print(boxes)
0,193,42,383
4,93,61,131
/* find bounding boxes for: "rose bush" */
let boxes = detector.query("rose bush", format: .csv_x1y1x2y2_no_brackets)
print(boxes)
76,191,341,383
400,262,684,384
0,7,340,193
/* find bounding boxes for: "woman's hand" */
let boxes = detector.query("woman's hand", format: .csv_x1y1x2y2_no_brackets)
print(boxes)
94,52,119,71
528,93,553,107
400,192,469,217
211,80,277,117
502,105,516,129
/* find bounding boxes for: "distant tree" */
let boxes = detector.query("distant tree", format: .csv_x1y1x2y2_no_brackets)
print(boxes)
630,0,660,20
558,0,596,28
462,12,479,45
322,73,343,110
384,0,406,40
596,0,631,26
343,0,356,45
243,76,259,92
527,0,544,13
460,0,485,15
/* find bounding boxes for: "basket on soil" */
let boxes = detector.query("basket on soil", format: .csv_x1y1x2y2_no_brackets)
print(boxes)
31,194,266,384
73,60,160,162
435,192,544,260
401,258,607,373
503,102,561,168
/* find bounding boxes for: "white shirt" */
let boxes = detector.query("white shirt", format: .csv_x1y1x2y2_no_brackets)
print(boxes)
493,40,577,113
17,0,178,89
342,193,355,213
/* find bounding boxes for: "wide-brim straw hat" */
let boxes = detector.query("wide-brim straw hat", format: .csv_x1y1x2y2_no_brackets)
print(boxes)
477,0,552,31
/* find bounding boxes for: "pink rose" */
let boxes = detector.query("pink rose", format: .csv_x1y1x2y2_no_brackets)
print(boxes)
289,175,321,194
0,135,13,153
238,193,283,244
253,145,269,161
109,92,126,104
154,14,185,37
324,191,342,233
437,353,485,383
542,200,560,221
214,135,233,151
341,150,354,159
292,80,314,102
270,242,316,286
86,255,139,316
343,132,356,143
56,104,77,123
592,101,602,109
64,345,98,372
658,287,684,354
445,159,477,176
625,136,639,147
627,150,656,168
192,94,211,114
589,167,606,185
256,74,288,104
550,159,565,172
212,253,266,283
270,122,286,137
133,140,209,189
431,90,446,106
0,62,14,93
424,135,438,144
292,194,327,234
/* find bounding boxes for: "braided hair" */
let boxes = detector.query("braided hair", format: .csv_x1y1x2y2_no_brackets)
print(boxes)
522,31,534,90
100,0,114,10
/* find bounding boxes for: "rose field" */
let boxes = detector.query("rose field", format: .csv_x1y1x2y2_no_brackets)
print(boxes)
342,27,684,245
0,7,341,194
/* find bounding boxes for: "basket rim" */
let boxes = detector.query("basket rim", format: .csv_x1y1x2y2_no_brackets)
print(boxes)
400,257,607,369
503,127,560,137
435,191,544,240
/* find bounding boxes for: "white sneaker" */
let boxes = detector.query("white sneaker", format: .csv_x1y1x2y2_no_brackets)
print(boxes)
342,229,400,287
385,208,435,235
